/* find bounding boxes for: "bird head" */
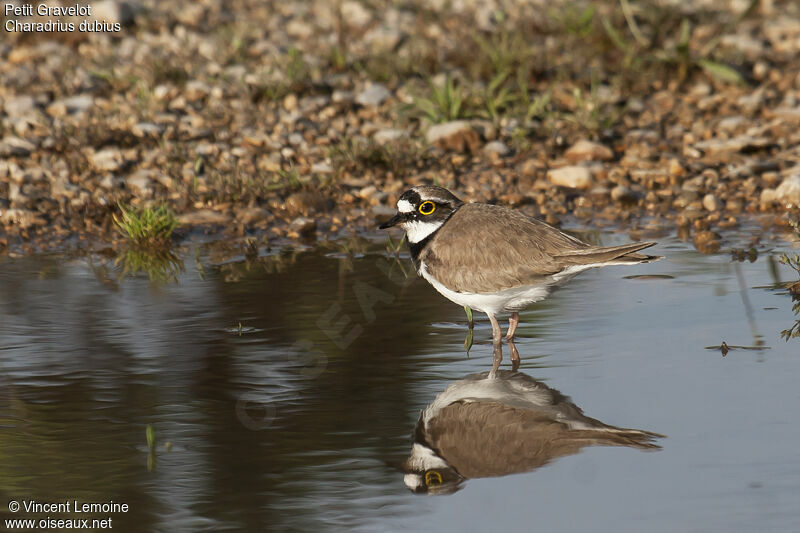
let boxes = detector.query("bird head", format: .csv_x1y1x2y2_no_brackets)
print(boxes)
379,186,464,243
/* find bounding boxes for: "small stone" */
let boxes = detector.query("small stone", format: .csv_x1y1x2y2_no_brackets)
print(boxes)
237,207,271,225
547,165,593,189
341,0,371,27
373,128,407,145
289,216,316,236
93,0,136,25
762,175,800,206
126,171,155,197
55,95,93,115
358,185,377,199
178,209,231,226
50,176,80,199
717,116,747,133
693,230,722,254
0,136,35,157
311,162,334,174
363,26,403,51
0,208,46,228
3,95,35,118
725,198,743,212
286,19,313,39
753,61,769,81
184,81,211,102
702,193,719,212
90,148,124,172
283,93,298,112
737,90,764,114
668,158,685,176
682,206,705,221
99,174,122,189
520,159,540,177
355,83,391,107
483,140,510,157
694,135,771,155
332,90,354,104
611,185,638,203
564,140,613,162
132,122,164,137
285,191,329,216
425,121,480,153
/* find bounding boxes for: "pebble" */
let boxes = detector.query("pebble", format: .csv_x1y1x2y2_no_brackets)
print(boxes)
425,121,480,152
283,93,298,112
126,171,155,198
49,95,93,116
237,207,271,225
93,0,136,25
520,158,540,177
178,209,231,226
546,166,593,189
132,122,164,137
611,185,638,203
89,148,125,172
761,175,800,206
373,128,408,144
483,140,510,157
668,158,686,176
0,208,46,229
693,230,722,254
341,0,372,27
564,140,614,162
694,135,771,155
332,90,354,104
289,216,317,236
3,95,36,118
311,162,334,174
355,83,391,107
0,137,35,157
285,191,329,216
702,194,719,212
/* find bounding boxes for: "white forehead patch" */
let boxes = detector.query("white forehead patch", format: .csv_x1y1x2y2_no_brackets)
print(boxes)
397,199,414,213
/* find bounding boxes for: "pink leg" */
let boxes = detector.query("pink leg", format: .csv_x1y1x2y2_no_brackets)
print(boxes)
488,314,503,378
506,312,520,371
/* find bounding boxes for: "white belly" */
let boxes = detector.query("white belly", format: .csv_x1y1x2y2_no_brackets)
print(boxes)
418,261,596,316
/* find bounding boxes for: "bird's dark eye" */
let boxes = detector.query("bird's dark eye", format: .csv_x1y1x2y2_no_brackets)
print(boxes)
418,201,436,215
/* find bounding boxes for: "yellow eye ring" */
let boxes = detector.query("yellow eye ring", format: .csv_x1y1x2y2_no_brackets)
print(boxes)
425,470,443,485
418,201,436,215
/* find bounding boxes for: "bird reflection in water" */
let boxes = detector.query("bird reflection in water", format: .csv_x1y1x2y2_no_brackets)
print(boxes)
404,370,664,494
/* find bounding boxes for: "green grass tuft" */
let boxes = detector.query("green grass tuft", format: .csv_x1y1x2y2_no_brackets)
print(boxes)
114,204,178,246
411,75,470,123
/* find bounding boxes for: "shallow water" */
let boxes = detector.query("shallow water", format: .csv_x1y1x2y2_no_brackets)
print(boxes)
1,227,799,532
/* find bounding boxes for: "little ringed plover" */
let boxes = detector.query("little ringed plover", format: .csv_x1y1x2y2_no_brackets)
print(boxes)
380,185,661,377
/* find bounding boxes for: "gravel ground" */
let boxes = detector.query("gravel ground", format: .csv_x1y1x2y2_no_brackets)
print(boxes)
2,0,800,256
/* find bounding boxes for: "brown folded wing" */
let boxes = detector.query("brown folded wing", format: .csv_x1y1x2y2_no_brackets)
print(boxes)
421,203,656,293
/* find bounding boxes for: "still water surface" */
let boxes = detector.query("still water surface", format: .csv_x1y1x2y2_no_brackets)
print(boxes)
1,227,799,532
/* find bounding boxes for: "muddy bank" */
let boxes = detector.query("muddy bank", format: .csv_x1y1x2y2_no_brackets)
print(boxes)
2,0,800,255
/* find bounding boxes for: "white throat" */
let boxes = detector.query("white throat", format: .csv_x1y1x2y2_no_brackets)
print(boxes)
403,220,442,243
